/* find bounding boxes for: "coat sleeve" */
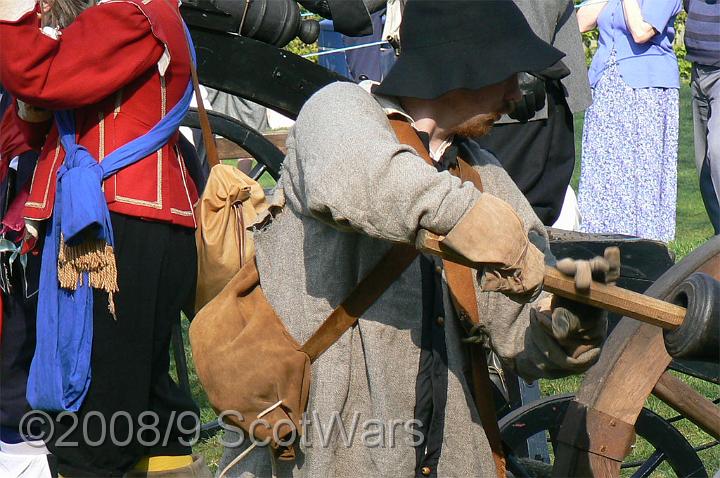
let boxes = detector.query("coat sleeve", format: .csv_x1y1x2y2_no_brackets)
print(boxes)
0,3,165,109
284,82,481,244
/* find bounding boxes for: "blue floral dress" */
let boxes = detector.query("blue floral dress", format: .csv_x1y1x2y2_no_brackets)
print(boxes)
578,51,679,243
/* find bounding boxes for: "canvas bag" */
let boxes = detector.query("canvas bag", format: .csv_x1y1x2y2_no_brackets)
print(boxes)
187,61,269,311
194,165,267,311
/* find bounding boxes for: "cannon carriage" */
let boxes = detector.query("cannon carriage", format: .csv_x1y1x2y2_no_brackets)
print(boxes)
176,5,719,476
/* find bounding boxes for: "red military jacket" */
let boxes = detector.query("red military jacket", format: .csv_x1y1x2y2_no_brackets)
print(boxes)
0,0,198,227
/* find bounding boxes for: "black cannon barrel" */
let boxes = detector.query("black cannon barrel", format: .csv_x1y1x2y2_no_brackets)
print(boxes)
181,0,319,47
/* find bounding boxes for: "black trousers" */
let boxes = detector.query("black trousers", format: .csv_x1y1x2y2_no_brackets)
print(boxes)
1,164,41,438
473,81,576,226
0,257,40,433
43,213,198,477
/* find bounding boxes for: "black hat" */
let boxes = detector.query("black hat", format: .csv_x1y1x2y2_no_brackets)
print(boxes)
374,0,565,99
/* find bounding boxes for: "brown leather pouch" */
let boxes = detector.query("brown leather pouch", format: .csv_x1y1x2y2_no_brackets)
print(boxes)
190,258,310,459
189,242,417,460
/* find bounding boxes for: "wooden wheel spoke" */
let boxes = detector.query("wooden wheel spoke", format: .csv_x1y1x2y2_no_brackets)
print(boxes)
628,451,665,478
652,371,720,440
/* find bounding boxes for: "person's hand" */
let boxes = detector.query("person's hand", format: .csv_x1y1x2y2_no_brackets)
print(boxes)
479,239,545,300
16,99,51,123
535,247,620,360
555,246,621,290
533,298,607,363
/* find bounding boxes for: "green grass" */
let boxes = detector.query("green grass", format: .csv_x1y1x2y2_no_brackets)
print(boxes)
184,85,718,476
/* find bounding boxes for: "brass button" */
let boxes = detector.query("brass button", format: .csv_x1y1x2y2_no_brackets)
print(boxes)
434,265,442,274
421,466,432,476
436,316,444,326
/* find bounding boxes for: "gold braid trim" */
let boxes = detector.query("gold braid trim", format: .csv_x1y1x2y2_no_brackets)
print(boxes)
58,235,119,318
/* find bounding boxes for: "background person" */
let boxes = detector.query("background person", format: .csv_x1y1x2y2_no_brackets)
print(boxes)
0,0,207,475
473,0,592,227
0,88,50,478
685,0,720,235
576,0,682,243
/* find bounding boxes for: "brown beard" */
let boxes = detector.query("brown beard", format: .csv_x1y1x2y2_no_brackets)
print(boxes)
41,0,95,28
451,111,502,138
450,101,513,138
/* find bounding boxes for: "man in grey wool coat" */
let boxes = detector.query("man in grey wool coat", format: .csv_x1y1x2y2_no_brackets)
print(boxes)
219,1,618,476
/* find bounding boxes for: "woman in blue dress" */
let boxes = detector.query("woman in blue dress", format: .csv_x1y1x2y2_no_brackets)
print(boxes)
577,0,682,242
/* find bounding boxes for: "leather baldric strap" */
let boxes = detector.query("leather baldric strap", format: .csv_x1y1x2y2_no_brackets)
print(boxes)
388,118,507,478
302,116,506,478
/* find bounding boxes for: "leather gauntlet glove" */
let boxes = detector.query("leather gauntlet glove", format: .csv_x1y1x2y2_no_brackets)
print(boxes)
534,299,607,365
441,193,544,299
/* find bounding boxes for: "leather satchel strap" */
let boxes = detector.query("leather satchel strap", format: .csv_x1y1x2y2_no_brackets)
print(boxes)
301,245,418,361
166,0,220,169
188,43,220,168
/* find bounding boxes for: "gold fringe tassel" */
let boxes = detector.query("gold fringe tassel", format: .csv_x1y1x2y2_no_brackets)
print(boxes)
58,234,119,318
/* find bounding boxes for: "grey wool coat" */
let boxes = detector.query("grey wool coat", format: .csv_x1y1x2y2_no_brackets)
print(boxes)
218,83,592,477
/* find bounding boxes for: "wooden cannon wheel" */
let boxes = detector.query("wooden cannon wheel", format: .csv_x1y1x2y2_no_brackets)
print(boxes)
552,235,720,477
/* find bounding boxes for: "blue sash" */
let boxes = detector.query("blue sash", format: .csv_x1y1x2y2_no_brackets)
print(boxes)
27,25,196,412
